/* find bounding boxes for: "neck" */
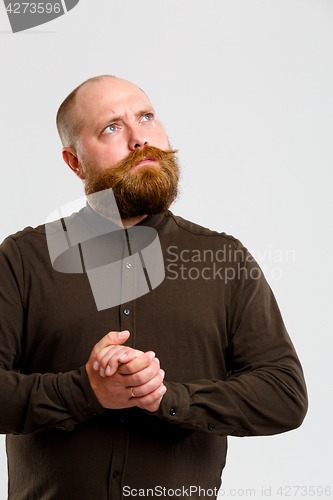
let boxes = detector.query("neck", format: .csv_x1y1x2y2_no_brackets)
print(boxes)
122,214,148,228
87,200,148,228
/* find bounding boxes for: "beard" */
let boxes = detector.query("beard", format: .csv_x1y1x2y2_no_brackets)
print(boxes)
82,145,180,221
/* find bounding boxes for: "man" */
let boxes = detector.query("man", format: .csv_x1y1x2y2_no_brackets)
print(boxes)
0,75,307,500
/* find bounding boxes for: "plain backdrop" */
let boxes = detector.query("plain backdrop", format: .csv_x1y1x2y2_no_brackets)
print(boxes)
0,1,332,498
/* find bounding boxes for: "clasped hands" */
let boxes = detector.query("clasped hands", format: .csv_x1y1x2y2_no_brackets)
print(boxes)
86,330,166,412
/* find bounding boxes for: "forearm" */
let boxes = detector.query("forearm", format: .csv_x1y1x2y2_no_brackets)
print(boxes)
0,365,104,435
152,361,307,437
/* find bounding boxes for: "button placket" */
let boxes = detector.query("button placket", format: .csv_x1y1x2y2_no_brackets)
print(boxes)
119,236,135,337
108,420,129,498
109,236,134,496
120,252,150,305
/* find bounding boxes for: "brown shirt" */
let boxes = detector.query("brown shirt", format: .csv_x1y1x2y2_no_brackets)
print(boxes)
0,206,307,499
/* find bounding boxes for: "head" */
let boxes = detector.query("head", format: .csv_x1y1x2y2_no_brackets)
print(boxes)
57,75,180,220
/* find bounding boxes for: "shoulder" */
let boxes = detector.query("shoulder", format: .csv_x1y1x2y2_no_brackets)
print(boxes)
3,224,45,243
0,210,85,267
163,211,241,248
0,225,46,261
1,209,84,246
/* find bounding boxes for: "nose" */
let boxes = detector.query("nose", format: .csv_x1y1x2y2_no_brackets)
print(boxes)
128,124,148,151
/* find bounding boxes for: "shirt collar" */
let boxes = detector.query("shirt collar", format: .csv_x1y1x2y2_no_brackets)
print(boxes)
82,202,167,235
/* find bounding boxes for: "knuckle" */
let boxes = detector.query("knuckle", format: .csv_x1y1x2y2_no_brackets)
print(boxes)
132,372,143,385
149,374,161,389
145,392,156,405
107,331,115,342
95,351,105,364
133,386,144,398
125,362,136,375
150,363,160,377
117,364,127,375
107,330,120,344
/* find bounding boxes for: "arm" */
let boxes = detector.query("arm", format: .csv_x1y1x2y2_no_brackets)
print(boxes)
0,236,165,435
0,236,104,435
150,252,308,437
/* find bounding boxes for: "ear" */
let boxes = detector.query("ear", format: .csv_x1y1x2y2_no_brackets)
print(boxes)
62,147,85,180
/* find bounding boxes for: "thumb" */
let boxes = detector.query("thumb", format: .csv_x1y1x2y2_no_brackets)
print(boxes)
92,330,130,357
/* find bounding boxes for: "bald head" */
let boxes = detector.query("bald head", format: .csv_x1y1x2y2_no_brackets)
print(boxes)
56,75,148,149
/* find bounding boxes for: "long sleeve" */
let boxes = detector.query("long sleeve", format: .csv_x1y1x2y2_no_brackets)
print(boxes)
0,236,104,435
154,245,308,437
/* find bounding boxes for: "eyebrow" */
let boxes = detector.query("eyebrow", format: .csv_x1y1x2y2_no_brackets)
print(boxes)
101,108,155,128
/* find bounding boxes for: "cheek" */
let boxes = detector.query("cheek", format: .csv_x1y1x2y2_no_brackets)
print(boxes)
103,148,127,167
86,145,120,167
154,130,170,150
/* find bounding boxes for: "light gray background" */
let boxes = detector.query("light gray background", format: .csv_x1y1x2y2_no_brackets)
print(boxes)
0,0,332,498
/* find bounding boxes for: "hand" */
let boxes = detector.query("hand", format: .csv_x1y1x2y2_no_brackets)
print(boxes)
96,345,166,412
86,330,166,411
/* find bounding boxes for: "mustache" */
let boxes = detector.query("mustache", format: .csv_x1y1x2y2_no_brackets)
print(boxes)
83,143,180,219
103,145,178,175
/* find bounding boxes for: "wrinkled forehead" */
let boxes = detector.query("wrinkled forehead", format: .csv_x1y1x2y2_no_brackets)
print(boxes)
75,78,152,127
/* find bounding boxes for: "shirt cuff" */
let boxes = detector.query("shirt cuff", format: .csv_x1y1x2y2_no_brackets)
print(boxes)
59,366,105,428
153,381,191,425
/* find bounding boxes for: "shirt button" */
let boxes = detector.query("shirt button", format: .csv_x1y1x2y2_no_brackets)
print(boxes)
89,412,97,417
128,232,133,238
113,471,119,479
125,263,132,269
123,309,130,316
170,408,176,416
208,423,215,431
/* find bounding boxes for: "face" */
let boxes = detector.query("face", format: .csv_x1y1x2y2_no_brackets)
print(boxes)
70,77,170,174
63,77,180,220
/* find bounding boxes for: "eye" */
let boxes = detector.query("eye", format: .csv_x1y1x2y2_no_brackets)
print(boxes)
103,124,117,135
142,113,154,122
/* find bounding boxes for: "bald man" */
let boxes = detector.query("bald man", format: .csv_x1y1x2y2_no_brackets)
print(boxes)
0,76,307,500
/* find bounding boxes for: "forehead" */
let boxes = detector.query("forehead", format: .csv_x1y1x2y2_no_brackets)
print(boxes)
75,78,152,127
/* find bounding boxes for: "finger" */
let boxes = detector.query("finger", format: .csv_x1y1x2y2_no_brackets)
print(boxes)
117,351,156,375
129,369,165,398
97,346,131,377
131,384,167,410
94,345,127,367
143,397,164,413
93,345,144,371
107,348,144,372
125,357,161,387
99,347,144,377
91,330,130,358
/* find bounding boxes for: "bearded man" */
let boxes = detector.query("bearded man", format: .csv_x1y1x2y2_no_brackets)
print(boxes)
0,76,307,500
